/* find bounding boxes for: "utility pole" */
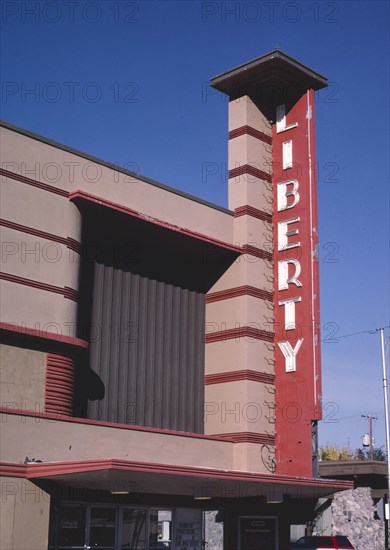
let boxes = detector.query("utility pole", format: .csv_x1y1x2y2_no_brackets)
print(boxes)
376,327,390,537
361,414,377,460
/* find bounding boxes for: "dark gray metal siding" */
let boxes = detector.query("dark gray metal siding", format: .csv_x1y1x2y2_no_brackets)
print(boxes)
87,263,205,433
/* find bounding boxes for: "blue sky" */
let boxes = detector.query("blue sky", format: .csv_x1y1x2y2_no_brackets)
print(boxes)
1,0,389,451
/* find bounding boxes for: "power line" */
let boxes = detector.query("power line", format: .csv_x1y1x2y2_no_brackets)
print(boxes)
336,329,377,339
331,325,390,340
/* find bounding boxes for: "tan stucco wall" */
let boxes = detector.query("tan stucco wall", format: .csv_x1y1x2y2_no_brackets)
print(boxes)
205,339,275,375
0,345,46,411
228,96,272,214
0,175,82,240
233,442,275,474
208,255,273,294
203,95,275,474
1,226,80,289
0,168,81,329
205,380,274,435
0,476,50,550
228,134,272,174
1,124,234,333
233,215,273,255
229,177,273,214
0,279,78,330
0,126,234,245
228,96,272,134
0,413,234,471
206,294,273,332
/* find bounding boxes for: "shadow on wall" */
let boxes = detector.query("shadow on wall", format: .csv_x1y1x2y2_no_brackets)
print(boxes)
74,362,105,418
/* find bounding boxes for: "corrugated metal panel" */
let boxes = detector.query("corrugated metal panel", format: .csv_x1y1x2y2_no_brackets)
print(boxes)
87,264,205,433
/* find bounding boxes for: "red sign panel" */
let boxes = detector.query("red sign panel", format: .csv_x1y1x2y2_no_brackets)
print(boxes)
273,90,322,476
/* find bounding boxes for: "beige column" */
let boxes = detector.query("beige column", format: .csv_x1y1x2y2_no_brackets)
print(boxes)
205,96,275,474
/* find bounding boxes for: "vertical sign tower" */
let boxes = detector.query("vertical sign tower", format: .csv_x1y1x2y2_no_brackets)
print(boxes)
210,50,327,477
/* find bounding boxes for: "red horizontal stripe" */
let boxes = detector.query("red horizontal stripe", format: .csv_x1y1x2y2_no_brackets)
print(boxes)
66,238,81,253
241,244,273,262
0,463,28,478
234,205,272,223
212,432,275,445
205,370,275,385
0,322,89,349
0,218,81,253
46,378,74,386
0,168,69,197
0,272,79,302
229,125,272,145
0,457,353,491
206,285,273,303
205,326,274,344
229,164,272,183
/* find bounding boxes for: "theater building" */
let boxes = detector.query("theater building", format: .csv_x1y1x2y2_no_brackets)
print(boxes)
0,50,352,550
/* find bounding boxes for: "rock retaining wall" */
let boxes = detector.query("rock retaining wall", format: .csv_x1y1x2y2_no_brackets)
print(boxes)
331,488,385,550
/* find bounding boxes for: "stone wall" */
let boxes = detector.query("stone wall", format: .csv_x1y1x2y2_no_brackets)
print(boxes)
331,488,385,550
203,510,224,550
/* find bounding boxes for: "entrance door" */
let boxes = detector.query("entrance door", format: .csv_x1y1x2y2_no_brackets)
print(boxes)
52,504,167,550
121,508,147,549
88,506,117,549
55,505,118,550
56,505,86,550
239,517,278,550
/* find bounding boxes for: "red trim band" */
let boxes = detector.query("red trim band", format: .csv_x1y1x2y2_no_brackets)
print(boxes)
235,205,272,224
228,164,272,184
205,370,275,386
0,218,80,253
205,326,274,344
215,432,275,445
70,190,241,254
0,463,27,478
0,458,353,491
229,125,272,145
0,272,79,302
0,322,88,349
206,285,273,304
241,244,273,262
0,168,69,197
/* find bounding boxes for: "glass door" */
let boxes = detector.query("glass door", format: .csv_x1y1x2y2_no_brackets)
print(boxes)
56,505,87,550
88,506,117,549
52,504,157,550
120,508,147,549
51,504,184,550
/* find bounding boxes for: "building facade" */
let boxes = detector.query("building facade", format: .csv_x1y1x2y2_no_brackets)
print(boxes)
0,50,351,550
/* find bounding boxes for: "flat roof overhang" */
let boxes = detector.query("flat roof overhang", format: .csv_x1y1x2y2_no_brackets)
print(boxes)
3,458,353,501
320,460,388,478
210,49,328,120
70,191,241,293
319,460,389,494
